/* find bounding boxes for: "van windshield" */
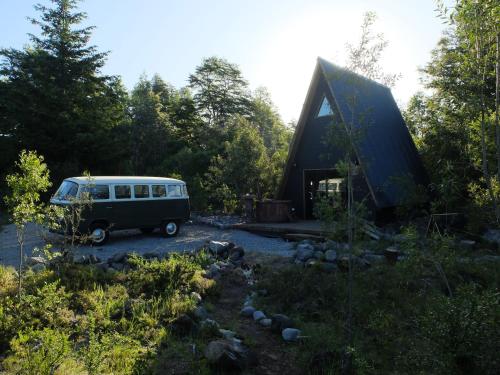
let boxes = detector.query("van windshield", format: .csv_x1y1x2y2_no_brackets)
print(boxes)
53,181,79,201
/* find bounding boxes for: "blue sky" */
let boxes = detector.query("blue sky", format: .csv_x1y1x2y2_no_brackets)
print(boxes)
0,0,450,123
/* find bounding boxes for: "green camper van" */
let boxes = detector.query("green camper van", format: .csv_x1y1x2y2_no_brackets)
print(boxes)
50,176,190,245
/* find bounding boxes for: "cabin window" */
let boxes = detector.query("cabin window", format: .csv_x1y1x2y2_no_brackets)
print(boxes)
316,95,334,118
167,185,182,198
80,184,110,200
114,185,131,199
134,185,150,198
152,184,166,198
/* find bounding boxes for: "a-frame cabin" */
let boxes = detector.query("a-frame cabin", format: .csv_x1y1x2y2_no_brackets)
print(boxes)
277,57,427,219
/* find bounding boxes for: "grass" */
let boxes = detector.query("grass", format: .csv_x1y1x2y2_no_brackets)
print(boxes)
253,234,500,374
0,252,218,374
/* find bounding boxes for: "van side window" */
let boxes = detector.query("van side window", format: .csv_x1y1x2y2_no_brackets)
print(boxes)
115,185,131,199
182,185,188,196
167,185,182,197
134,185,150,198
81,184,110,200
152,185,166,198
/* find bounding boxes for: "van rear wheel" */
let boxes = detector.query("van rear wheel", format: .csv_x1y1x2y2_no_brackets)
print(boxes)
90,223,109,245
161,221,179,237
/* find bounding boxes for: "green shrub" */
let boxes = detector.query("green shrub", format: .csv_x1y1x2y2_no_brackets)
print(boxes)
3,328,71,375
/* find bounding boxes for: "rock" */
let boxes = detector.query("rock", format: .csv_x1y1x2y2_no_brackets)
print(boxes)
296,244,314,261
26,256,46,266
321,240,339,251
143,251,160,259
240,306,255,317
473,255,500,263
299,239,314,246
259,318,272,327
305,259,318,268
110,262,124,271
191,292,202,304
95,262,109,272
171,314,198,336
208,241,230,256
219,329,237,340
324,250,337,263
89,254,101,264
252,310,266,322
31,263,46,273
204,339,255,370
200,318,220,332
363,254,385,265
313,251,325,261
229,246,245,261
271,314,294,333
108,252,128,264
193,306,209,321
73,255,89,264
320,262,338,273
459,240,476,249
282,328,301,342
482,229,500,246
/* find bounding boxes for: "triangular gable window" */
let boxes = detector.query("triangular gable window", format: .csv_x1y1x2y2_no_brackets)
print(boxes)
316,95,334,118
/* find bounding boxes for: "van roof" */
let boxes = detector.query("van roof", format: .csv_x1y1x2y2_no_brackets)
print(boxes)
66,176,185,185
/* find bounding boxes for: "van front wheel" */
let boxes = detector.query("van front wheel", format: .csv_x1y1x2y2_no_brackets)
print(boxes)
90,223,109,245
161,221,179,237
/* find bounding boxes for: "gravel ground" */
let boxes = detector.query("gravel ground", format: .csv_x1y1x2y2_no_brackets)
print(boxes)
0,222,294,267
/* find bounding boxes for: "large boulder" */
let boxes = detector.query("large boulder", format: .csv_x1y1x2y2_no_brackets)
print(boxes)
324,250,337,263
271,314,294,333
204,339,256,370
296,244,315,262
26,256,46,266
208,241,231,257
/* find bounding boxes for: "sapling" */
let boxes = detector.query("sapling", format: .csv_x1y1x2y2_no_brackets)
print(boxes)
4,150,51,297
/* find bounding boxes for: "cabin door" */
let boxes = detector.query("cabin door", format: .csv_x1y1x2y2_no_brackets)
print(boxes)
303,169,344,219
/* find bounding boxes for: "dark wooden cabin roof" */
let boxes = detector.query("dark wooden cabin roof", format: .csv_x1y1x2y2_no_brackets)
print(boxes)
278,57,428,208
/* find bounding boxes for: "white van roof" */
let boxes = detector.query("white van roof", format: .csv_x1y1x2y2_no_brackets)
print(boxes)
66,176,185,185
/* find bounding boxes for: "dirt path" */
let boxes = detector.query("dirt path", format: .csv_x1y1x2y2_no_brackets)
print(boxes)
210,254,301,375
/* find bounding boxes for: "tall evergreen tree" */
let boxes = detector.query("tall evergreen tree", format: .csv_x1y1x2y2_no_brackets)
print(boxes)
0,0,128,184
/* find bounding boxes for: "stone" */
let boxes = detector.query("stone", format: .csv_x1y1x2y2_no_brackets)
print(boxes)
259,318,272,327
271,314,294,333
459,240,476,249
324,250,337,263
208,241,230,256
89,254,101,264
73,255,89,264
296,244,314,261
240,306,255,317
219,329,237,340
171,314,198,336
204,339,255,370
191,292,202,304
26,256,46,266
229,246,245,261
305,259,318,268
313,251,325,261
31,263,46,273
143,251,160,259
95,262,109,272
193,306,209,321
482,229,500,246
252,310,266,322
108,252,128,264
282,328,301,342
363,254,385,265
111,262,124,271
320,263,338,273
200,318,219,331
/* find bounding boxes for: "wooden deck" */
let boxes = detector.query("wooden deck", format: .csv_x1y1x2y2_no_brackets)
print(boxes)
232,220,326,240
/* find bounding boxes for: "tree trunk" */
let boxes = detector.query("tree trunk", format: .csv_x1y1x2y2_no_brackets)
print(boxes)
496,32,500,180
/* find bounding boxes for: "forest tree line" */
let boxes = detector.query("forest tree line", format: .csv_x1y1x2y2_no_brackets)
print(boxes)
0,0,293,212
